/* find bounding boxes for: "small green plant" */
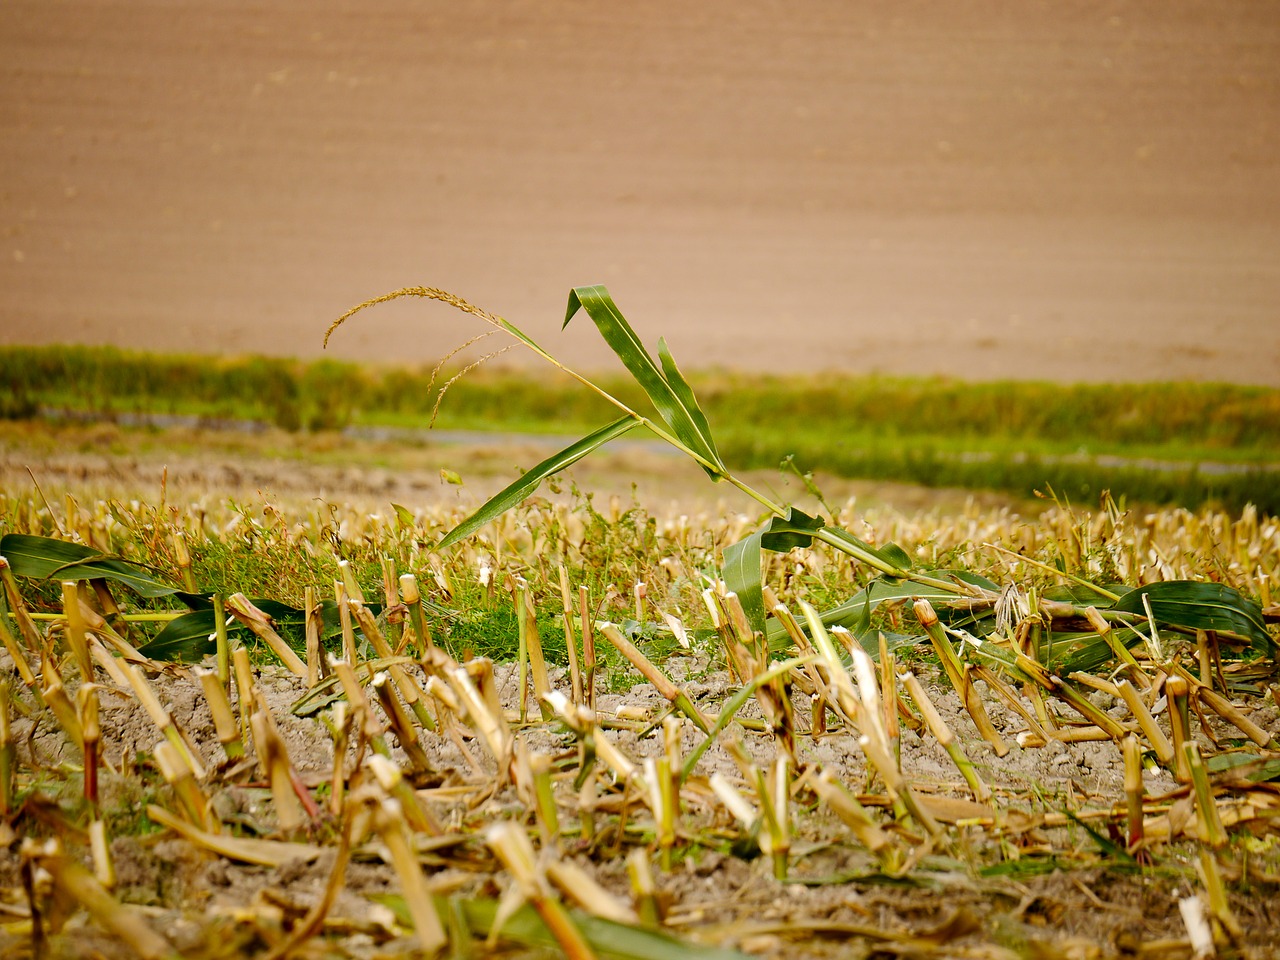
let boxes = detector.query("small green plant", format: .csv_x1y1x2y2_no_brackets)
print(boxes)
326,286,1273,669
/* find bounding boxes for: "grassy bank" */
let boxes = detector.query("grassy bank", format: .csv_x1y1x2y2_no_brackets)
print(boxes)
3,344,1277,513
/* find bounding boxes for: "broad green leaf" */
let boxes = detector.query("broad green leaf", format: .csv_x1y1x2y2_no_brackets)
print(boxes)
657,336,719,462
135,611,218,662
0,533,179,599
1110,581,1271,648
437,416,640,550
1048,627,1143,674
722,529,765,634
723,508,827,633
767,571,998,647
566,285,724,478
759,506,825,551
138,597,323,662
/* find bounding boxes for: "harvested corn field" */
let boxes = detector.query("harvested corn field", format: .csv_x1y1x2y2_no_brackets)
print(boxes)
1,436,1278,958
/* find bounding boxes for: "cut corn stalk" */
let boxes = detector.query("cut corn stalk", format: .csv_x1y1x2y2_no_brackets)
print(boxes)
627,846,662,926
514,577,552,721
224,593,308,678
1184,743,1227,848
374,798,449,954
1167,676,1192,782
1116,679,1174,765
444,665,514,774
23,838,177,960
914,600,1008,756
154,739,216,833
400,573,432,655
249,710,307,832
78,684,101,809
367,753,442,836
0,685,15,815
598,623,710,734
125,663,204,777
1122,735,1145,851
231,646,257,757
196,667,244,761
60,581,93,683
487,822,594,960
900,672,989,802
545,859,640,925
42,671,84,751
304,585,322,687
557,565,584,704
89,819,114,890
371,671,434,774
809,769,894,863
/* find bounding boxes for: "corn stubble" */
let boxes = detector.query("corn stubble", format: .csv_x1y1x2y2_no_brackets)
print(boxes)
0,285,1275,957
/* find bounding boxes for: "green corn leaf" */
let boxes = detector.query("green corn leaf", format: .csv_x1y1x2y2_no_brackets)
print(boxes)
766,571,998,648
723,508,827,632
566,285,724,478
657,336,719,460
722,530,765,633
436,416,640,550
0,533,179,599
138,597,325,662
759,506,825,551
1110,580,1271,648
816,524,914,575
134,611,219,662
721,507,826,629
1048,627,1143,675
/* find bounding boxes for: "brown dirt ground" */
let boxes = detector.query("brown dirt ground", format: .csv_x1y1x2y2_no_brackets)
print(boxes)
1,1,1279,385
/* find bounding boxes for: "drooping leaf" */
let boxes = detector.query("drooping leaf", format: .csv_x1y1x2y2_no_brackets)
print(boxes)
0,533,180,599
817,525,914,575
766,571,998,648
758,506,825,551
1110,581,1271,649
565,285,724,478
137,597,363,662
436,416,640,550
723,508,826,632
1047,627,1143,674
134,612,219,662
657,336,719,464
722,530,766,634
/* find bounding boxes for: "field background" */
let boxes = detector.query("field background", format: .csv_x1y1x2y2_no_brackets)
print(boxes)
2,1,1278,385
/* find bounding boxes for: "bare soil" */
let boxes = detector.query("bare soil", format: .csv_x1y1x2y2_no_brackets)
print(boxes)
2,1,1278,385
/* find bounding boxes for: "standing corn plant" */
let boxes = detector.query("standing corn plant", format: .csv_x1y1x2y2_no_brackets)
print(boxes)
325,286,977,627
326,285,1271,677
